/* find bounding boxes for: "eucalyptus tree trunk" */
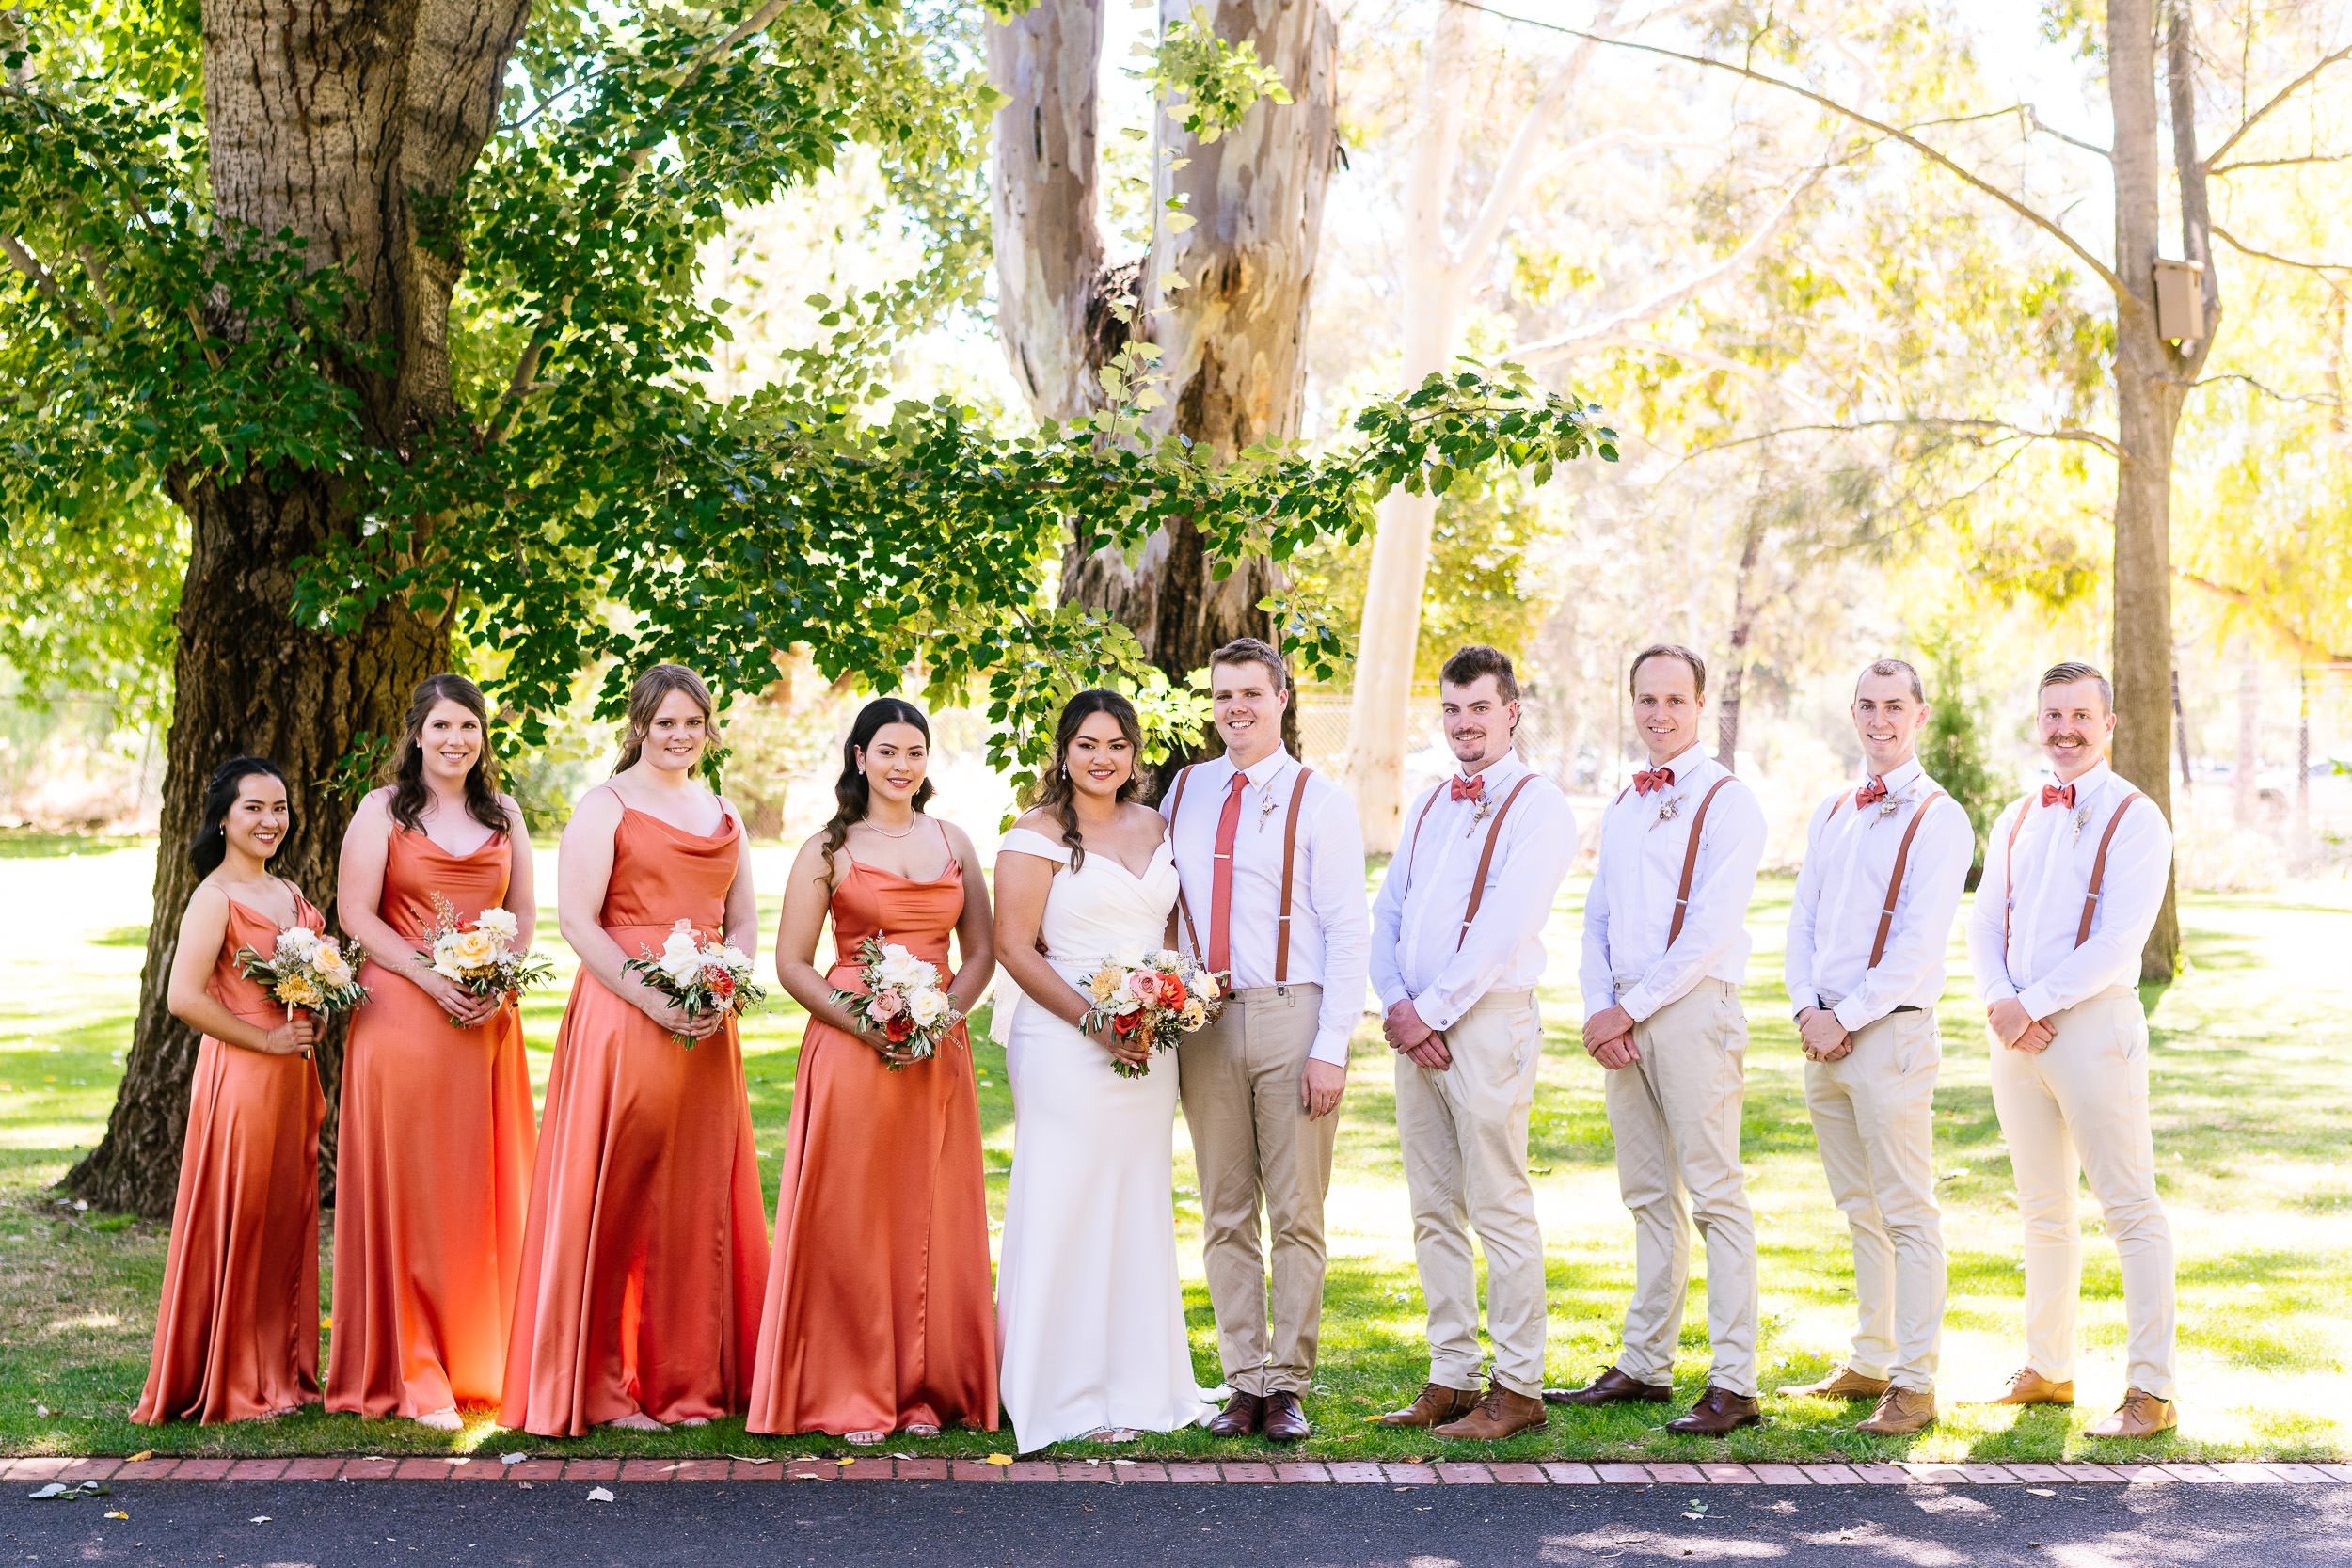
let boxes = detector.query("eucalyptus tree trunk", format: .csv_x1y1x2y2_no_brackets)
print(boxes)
1714,511,1767,770
68,0,527,1216
990,0,1338,777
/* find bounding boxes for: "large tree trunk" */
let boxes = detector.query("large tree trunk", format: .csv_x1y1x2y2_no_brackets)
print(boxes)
2105,0,2217,983
1714,511,1767,770
66,0,527,1216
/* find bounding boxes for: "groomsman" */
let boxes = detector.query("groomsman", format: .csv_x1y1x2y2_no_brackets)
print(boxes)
1371,645,1576,1441
1164,637,1369,1444
1554,643,1766,1436
1965,661,2179,1438
1778,658,1973,1435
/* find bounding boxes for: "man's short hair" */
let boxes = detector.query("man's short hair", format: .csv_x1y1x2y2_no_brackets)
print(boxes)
1210,637,1288,694
1439,644,1519,704
1856,657,1925,705
1629,642,1707,701
2038,659,2113,714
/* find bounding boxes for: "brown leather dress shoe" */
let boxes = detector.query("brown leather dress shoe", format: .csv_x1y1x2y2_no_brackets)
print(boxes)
1664,1386,1764,1437
1778,1365,1891,1402
1434,1383,1548,1441
1979,1366,2074,1406
1856,1386,1937,1435
1377,1382,1482,1428
1261,1390,1311,1443
1543,1366,1674,1406
2084,1388,2176,1438
1204,1390,1263,1438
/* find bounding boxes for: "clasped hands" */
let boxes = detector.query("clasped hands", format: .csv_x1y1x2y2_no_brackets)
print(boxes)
1382,999,1452,1070
1581,1004,1639,1070
1986,995,2054,1053
1795,1006,1852,1063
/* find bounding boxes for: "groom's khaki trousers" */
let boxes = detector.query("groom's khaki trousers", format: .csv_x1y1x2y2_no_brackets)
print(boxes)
1804,1001,1945,1390
1988,985,2176,1399
1178,984,1338,1397
1603,977,1759,1397
1393,989,1547,1398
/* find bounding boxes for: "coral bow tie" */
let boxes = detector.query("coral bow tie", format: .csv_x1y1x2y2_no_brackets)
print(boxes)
1632,767,1676,797
1450,774,1485,802
1854,776,1888,809
2041,784,2076,810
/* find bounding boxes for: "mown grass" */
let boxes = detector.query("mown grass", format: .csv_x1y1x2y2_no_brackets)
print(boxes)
2,842,2345,1465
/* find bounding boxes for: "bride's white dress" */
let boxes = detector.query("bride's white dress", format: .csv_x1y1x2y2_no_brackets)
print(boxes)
993,826,1217,1451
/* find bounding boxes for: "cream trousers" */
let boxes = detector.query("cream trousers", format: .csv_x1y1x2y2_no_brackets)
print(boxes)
1804,1003,1946,1390
1603,977,1759,1397
1392,989,1547,1397
1988,985,2176,1400
1176,984,1337,1397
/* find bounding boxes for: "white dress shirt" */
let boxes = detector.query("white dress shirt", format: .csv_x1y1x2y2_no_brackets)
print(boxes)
1371,749,1576,1033
1163,747,1370,1065
1782,757,1974,1032
1966,762,2170,1020
1579,742,1766,1023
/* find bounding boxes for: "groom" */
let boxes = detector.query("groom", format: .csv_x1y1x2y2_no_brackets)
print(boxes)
1164,637,1369,1443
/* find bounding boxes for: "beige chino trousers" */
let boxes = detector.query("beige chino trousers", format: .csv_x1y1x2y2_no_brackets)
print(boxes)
1804,1002,1946,1391
1392,989,1547,1397
1988,985,2176,1400
1176,984,1337,1397
1603,977,1759,1397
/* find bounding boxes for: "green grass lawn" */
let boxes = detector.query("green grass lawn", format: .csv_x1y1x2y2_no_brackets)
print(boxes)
2,839,2346,1465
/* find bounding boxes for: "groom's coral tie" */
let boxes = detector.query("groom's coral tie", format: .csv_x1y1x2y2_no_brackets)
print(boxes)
1207,773,1248,974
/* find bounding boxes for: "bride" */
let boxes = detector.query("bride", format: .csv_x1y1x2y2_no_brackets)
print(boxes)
992,689,1217,1450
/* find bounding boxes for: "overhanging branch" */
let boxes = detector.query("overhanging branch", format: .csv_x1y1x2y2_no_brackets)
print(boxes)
2201,44,2352,172
1677,416,2122,462
2175,570,2351,663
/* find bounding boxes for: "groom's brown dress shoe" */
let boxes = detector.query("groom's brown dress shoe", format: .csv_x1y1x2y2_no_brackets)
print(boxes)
1204,1391,1263,1438
1664,1386,1763,1437
1261,1391,1311,1444
1977,1367,2074,1407
1377,1382,1481,1428
1434,1384,1547,1441
1543,1366,1674,1406
1778,1365,1890,1402
2084,1388,2176,1439
1856,1386,1937,1435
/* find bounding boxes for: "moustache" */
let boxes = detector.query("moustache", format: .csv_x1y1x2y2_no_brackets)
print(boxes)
2048,732,2090,747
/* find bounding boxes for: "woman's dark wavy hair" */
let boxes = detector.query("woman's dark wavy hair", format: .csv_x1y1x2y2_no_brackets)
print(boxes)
818,698,936,877
188,756,290,877
1031,689,1143,871
388,673,509,836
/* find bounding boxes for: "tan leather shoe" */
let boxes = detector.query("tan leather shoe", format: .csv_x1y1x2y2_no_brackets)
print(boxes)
1979,1366,2074,1406
1856,1386,1937,1435
1543,1366,1674,1406
1433,1383,1547,1441
2084,1388,2176,1439
1377,1382,1482,1428
1664,1386,1764,1437
1779,1365,1891,1402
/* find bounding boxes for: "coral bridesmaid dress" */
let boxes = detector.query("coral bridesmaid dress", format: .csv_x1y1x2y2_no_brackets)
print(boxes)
133,894,327,1425
747,828,998,1434
500,803,769,1435
326,830,538,1418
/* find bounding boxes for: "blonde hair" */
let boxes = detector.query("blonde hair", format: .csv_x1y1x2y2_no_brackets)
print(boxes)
612,663,718,774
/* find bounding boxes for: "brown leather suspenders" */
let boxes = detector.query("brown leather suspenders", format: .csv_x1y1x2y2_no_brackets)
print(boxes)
2000,787,2145,952
1818,785,1950,969
1168,761,1314,983
1454,775,1537,951
1665,778,1734,945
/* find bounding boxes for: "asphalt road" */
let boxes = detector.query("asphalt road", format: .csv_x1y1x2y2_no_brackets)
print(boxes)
8,1480,2350,1567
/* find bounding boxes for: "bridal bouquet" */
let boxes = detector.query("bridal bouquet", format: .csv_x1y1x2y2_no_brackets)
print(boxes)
416,894,554,1022
830,936,962,1069
1079,947,1225,1080
623,918,763,1047
234,925,369,1022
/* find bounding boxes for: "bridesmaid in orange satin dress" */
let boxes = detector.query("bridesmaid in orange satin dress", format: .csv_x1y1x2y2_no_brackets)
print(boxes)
326,674,539,1429
501,664,769,1435
134,757,328,1425
748,699,999,1441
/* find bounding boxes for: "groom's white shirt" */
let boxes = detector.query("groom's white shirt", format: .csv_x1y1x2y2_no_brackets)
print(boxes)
1163,746,1369,1065
1371,749,1576,1032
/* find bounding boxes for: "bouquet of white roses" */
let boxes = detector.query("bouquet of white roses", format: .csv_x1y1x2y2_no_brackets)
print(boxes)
417,894,554,1022
622,917,764,1047
829,936,962,1069
1078,946,1224,1080
234,924,369,1022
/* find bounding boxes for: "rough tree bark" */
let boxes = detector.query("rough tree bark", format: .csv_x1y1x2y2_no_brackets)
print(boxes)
990,0,1338,779
67,0,529,1216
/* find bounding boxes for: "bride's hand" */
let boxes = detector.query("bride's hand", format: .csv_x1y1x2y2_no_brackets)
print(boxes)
1096,1021,1151,1069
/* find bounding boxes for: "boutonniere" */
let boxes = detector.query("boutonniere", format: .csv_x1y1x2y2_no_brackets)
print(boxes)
1462,795,1496,837
1876,797,1901,821
1655,795,1681,825
2072,802,2092,844
1256,781,1280,832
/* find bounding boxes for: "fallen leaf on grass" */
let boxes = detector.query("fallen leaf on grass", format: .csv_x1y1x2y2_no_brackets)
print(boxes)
586,1486,615,1502
126,1451,152,1463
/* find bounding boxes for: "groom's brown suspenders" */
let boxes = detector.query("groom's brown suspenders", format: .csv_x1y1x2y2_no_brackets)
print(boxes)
1400,772,1537,951
1168,762,1312,983
1817,786,1949,969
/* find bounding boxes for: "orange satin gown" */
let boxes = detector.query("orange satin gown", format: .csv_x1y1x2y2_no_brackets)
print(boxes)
133,894,327,1425
326,829,538,1418
747,844,998,1434
500,805,770,1435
